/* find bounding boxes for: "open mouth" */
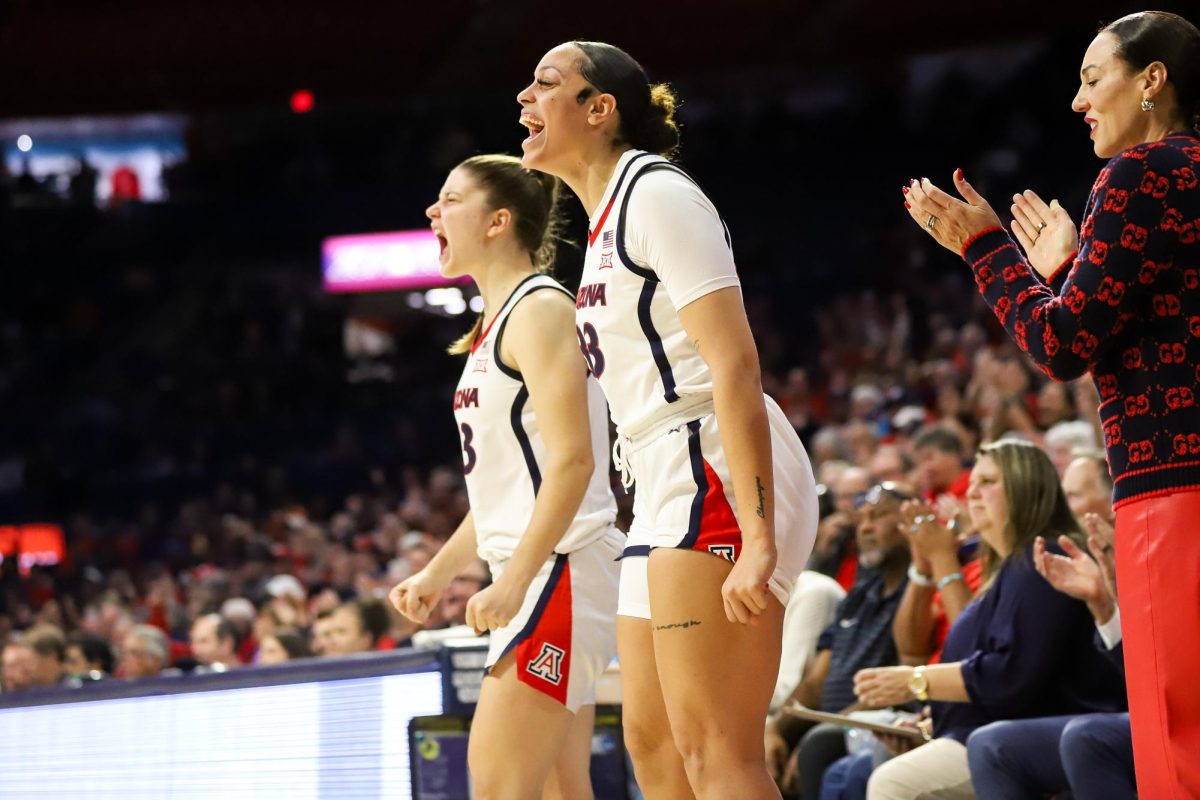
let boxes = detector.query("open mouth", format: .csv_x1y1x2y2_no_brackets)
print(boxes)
434,232,448,258
520,113,546,143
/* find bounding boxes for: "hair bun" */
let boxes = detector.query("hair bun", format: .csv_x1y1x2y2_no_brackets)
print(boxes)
635,83,681,157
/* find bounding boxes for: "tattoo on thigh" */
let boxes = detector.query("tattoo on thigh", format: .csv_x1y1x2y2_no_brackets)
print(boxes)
654,619,702,631
756,476,766,519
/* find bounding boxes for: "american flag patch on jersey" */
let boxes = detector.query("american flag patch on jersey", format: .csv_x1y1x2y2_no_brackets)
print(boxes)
601,230,614,248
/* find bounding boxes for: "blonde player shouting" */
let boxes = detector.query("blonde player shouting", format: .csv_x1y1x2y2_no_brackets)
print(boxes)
517,42,818,799
390,155,621,800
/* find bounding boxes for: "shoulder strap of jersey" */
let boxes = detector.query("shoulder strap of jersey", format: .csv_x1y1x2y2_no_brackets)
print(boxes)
614,161,733,282
492,274,574,380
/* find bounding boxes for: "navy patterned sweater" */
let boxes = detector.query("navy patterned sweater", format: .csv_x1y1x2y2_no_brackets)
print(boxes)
962,132,1200,508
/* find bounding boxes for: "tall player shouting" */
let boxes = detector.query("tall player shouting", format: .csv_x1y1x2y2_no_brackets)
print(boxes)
390,155,622,800
517,42,818,799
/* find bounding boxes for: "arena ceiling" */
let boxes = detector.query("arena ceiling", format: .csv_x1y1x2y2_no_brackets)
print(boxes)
0,0,1168,117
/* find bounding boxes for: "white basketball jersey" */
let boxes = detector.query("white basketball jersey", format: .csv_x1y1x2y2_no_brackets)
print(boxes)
453,274,617,563
574,149,739,440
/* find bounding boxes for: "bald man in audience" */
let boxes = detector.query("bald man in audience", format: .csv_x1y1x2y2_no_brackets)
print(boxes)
1062,452,1115,524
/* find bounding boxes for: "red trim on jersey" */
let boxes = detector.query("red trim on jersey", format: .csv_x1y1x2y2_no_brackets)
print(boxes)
587,194,618,248
515,560,573,705
470,313,504,354
690,458,744,560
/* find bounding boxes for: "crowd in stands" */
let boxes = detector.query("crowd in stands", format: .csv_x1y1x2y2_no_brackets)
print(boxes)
0,31,1140,797
1,256,1136,796
763,364,1131,799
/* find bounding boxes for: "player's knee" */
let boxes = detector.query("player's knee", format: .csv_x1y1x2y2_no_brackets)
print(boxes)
543,770,592,800
669,715,752,784
468,746,522,799
622,713,669,763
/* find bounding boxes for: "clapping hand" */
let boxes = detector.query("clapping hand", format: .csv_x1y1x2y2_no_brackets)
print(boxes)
1082,513,1118,601
1033,535,1104,603
1010,190,1078,280
899,499,958,564
1034,532,1117,622
903,171,1004,255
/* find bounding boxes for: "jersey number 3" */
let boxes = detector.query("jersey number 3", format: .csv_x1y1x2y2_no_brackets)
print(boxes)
576,322,606,378
460,423,477,474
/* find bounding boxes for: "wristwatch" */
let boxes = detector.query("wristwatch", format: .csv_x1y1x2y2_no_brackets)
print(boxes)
908,665,929,701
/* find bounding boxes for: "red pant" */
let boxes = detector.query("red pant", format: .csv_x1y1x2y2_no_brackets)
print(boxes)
1115,489,1200,798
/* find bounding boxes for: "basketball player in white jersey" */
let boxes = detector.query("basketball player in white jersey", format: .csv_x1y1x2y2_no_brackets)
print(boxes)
389,155,622,800
517,43,819,799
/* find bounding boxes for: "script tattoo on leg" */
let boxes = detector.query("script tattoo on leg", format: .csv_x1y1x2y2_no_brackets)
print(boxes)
654,620,702,631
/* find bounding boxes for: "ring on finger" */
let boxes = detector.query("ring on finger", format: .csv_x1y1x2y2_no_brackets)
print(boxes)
925,213,938,231
1034,221,1047,233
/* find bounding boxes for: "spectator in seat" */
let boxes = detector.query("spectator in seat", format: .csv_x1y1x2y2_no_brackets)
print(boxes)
256,628,311,666
766,482,915,798
1060,451,1114,524
912,426,971,504
808,466,871,590
868,445,914,486
309,609,336,656
968,499,1131,799
324,597,390,656
119,625,170,679
853,440,1125,799
65,631,115,679
772,571,846,717
439,560,490,629
190,613,238,670
1035,381,1076,430
1043,420,1099,477
25,625,69,687
1,636,39,692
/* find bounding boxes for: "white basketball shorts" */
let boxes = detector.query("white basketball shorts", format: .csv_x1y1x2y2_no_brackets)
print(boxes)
485,526,621,712
616,394,818,619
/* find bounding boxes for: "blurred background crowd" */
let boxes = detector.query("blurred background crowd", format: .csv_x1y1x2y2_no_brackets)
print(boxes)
0,1,1185,794
2,4,1180,796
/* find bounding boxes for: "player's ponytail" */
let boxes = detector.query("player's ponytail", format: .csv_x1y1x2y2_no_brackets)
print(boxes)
572,41,681,158
446,154,567,355
528,168,565,272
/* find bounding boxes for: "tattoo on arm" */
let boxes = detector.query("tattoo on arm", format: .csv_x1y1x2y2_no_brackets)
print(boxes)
756,476,766,519
654,619,702,631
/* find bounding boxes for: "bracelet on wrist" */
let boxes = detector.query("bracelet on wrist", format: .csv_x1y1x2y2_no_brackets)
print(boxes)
907,563,935,588
936,571,964,592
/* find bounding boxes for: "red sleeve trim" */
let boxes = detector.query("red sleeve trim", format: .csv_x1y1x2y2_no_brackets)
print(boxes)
960,226,1006,259
1046,251,1077,285
971,241,1020,268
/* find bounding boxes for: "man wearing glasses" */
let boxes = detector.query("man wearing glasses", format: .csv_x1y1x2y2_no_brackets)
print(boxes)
766,482,917,798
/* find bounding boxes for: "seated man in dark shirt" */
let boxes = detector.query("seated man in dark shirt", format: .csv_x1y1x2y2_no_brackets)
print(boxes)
766,482,915,799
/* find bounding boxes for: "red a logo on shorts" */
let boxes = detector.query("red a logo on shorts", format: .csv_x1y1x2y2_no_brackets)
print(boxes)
527,642,565,685
708,544,737,563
